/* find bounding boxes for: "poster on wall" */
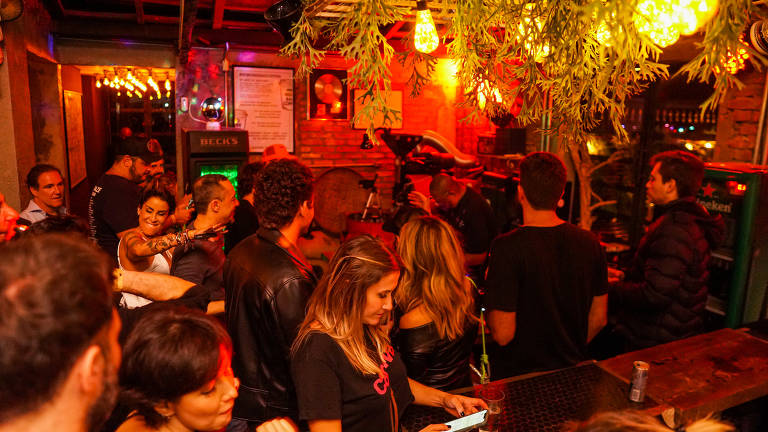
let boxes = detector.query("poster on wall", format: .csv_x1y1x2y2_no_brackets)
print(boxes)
63,90,87,186
353,89,403,129
233,67,294,153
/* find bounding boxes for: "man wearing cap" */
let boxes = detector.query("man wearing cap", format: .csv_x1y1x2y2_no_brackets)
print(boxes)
88,137,162,261
262,144,297,163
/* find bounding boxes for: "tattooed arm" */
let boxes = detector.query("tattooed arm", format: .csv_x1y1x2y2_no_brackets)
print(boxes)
123,229,199,262
118,270,196,301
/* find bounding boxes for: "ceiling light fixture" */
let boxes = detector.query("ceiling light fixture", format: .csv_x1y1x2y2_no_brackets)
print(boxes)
414,1,439,54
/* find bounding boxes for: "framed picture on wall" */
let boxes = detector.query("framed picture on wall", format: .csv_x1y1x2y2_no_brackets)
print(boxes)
308,69,349,120
63,90,87,186
352,89,403,129
233,66,294,153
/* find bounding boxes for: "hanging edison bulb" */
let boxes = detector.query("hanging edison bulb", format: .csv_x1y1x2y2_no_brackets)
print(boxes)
633,0,679,47
477,81,503,110
594,22,612,46
95,80,102,88
714,35,750,75
694,0,718,26
674,0,699,35
414,1,439,54
518,3,550,61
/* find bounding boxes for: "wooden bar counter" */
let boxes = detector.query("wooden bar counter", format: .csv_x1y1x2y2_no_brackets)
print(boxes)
402,328,768,431
598,328,768,427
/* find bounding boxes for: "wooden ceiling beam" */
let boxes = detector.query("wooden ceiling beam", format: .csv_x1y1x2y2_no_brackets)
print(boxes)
179,0,200,63
212,0,225,29
384,21,405,40
135,0,145,24
53,18,281,48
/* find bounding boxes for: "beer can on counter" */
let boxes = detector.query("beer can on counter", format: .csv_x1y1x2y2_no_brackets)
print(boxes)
629,361,649,402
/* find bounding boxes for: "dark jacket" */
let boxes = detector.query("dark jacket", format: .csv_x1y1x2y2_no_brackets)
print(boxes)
225,199,259,253
224,228,317,424
614,197,724,349
393,315,478,391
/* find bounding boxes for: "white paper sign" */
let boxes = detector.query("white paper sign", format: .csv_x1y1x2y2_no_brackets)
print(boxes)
233,67,294,153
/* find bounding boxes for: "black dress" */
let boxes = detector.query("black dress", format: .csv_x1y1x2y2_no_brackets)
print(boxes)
394,317,478,391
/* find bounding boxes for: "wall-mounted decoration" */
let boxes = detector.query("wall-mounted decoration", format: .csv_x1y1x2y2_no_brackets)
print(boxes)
233,67,294,153
63,90,87,186
308,69,348,120
353,89,403,129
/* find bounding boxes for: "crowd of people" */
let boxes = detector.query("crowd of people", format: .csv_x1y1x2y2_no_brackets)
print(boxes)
0,141,729,432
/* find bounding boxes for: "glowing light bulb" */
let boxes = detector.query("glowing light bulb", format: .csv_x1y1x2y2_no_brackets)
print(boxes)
117,91,121,96
595,23,612,46
95,80,102,88
517,3,550,61
127,90,133,97
414,1,439,54
714,35,750,75
675,0,700,35
136,91,142,98
165,79,171,91
634,0,680,47
477,81,503,110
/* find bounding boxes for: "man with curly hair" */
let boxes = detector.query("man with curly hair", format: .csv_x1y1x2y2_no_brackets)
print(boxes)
224,158,317,429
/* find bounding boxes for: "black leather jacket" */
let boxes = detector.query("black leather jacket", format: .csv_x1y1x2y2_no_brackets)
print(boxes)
393,314,478,391
224,228,317,424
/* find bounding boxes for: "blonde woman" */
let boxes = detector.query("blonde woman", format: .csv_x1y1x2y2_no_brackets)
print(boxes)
394,216,478,390
291,236,486,432
563,410,733,432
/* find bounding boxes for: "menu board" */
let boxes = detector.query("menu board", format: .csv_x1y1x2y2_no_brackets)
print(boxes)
233,67,294,153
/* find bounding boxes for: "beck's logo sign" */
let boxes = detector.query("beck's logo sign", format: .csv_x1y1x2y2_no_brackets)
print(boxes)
200,137,239,147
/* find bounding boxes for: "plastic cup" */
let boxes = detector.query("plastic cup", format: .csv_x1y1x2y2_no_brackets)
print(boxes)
477,386,504,432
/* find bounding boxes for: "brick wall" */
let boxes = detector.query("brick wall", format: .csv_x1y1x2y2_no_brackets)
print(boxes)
176,49,469,210
715,69,766,162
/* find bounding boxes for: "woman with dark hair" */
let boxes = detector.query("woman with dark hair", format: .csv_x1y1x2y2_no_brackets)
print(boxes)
117,178,216,308
394,216,478,390
117,306,296,432
291,236,486,432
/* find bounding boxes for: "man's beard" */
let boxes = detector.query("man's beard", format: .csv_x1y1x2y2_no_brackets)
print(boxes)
129,165,145,183
85,353,119,432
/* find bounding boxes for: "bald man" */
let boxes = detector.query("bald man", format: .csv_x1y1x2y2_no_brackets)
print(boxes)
411,173,498,283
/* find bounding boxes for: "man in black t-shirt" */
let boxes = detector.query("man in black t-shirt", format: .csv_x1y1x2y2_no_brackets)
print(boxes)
88,137,161,261
484,152,608,379
410,173,498,283
171,174,238,311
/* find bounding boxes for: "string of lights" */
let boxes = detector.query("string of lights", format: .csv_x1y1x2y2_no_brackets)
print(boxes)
95,68,174,100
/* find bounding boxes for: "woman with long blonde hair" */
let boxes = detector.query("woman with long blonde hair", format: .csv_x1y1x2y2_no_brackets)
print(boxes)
395,216,478,390
291,235,486,432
